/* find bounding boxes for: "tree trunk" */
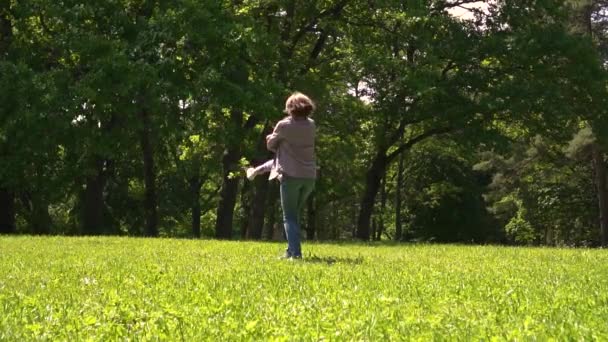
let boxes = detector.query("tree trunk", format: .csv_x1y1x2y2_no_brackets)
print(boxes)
371,218,377,242
21,193,51,235
356,152,388,240
190,178,202,238
0,187,15,234
0,2,14,234
592,143,608,246
247,176,269,239
31,201,51,235
395,152,404,241
81,173,105,235
376,174,387,241
240,180,251,239
81,158,107,235
264,182,279,240
214,58,250,239
247,127,273,240
140,108,158,237
352,200,357,239
215,143,241,239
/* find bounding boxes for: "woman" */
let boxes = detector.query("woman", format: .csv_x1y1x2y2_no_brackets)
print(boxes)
266,92,317,259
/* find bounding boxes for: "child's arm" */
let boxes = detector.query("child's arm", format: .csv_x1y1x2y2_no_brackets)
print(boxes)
256,159,274,174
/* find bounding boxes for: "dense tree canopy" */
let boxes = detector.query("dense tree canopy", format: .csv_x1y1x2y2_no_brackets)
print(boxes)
1,0,607,246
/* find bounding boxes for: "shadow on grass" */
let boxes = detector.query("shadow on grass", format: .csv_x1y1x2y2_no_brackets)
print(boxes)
302,254,364,265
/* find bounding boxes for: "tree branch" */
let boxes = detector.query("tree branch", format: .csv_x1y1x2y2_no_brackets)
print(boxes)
441,60,457,79
286,0,350,59
308,29,328,61
430,0,488,13
386,126,454,162
299,29,329,75
382,95,423,150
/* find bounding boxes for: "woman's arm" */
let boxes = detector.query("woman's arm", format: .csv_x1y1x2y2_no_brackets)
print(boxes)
266,122,284,151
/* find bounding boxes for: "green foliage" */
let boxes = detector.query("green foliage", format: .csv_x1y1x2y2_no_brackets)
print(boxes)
1,237,607,340
478,135,600,246
393,138,494,242
1,0,608,243
565,126,595,159
505,205,537,244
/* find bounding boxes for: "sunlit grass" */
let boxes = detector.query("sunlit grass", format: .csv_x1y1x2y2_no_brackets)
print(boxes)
1,236,607,340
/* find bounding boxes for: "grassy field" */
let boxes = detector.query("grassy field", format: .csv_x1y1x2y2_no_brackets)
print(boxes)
0,236,607,341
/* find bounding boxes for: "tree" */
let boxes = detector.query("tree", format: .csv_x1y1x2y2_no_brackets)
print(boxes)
2,0,606,244
568,0,608,246
0,1,72,234
348,0,607,240
345,0,489,239
477,134,599,245
213,0,351,239
0,2,15,234
399,138,493,242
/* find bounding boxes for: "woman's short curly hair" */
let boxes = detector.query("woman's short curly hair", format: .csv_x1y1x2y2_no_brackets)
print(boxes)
284,92,315,118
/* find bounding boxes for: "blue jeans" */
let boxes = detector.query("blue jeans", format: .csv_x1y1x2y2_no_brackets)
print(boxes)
280,177,315,257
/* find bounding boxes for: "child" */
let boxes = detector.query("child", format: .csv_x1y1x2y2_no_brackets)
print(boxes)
245,133,282,181
266,92,317,259
245,158,275,180
245,92,316,259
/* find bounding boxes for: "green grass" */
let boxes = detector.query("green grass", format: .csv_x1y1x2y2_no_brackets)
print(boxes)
1,236,607,341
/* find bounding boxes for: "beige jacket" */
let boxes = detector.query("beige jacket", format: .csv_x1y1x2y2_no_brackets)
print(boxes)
266,117,317,180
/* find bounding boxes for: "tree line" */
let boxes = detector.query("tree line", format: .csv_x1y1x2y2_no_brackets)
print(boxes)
1,0,607,246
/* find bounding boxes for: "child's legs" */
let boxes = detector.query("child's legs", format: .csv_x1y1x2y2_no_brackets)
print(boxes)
280,177,315,257
296,179,315,224
280,178,301,256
